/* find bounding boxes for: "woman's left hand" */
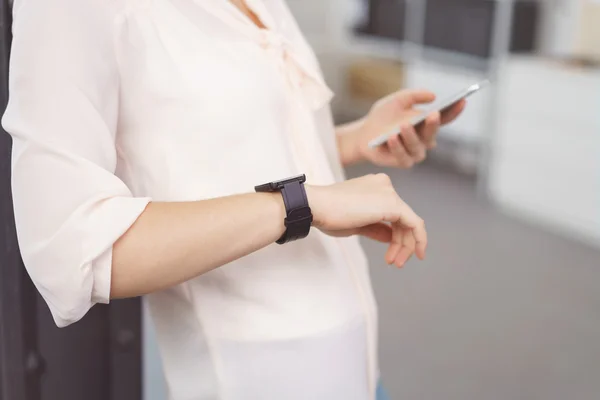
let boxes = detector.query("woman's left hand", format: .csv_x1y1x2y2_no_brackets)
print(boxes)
343,89,465,168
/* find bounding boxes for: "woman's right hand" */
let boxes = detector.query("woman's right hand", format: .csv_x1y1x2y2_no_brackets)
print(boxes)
306,173,427,268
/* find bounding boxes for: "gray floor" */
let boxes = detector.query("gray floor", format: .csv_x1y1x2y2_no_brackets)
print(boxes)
345,163,600,400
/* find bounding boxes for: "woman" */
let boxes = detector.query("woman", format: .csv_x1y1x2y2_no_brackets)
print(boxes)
4,0,464,399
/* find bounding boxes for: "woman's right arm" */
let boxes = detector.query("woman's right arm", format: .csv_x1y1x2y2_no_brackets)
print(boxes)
111,192,287,299
5,0,426,328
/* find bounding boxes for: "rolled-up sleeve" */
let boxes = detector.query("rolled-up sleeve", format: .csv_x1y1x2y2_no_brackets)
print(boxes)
2,0,151,327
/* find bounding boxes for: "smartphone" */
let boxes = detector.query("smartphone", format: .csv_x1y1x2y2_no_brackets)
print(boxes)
367,79,490,148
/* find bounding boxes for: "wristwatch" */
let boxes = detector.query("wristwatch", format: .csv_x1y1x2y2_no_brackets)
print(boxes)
255,174,313,244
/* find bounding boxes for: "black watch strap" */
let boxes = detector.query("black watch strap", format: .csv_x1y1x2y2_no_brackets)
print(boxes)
255,174,313,245
277,180,312,244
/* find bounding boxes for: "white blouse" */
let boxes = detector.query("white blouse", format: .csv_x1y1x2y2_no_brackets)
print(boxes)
4,0,380,399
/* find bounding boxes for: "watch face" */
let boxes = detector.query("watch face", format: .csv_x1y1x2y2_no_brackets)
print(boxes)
254,174,306,193
273,174,306,189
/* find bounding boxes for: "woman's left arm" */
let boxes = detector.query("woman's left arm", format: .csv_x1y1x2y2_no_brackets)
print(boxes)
336,89,466,168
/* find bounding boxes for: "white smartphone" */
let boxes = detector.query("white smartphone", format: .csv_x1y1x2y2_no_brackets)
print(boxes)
367,79,490,148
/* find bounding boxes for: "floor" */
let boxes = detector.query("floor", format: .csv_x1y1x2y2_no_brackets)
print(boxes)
345,163,600,400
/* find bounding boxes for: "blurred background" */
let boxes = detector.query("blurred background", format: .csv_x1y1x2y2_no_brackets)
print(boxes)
1,1,599,400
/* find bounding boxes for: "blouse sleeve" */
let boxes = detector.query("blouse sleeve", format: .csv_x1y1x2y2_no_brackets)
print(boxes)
2,0,151,327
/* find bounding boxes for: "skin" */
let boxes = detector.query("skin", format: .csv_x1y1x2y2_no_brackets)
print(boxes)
109,1,466,299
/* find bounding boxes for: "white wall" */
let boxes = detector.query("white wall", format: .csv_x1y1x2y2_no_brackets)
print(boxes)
488,56,600,248
537,1,582,56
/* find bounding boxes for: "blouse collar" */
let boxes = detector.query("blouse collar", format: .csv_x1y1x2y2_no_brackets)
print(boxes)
200,0,333,111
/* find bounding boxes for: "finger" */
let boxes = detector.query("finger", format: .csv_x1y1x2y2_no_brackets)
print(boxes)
440,99,466,124
413,228,427,260
400,124,426,162
385,242,402,265
357,223,393,243
387,133,414,168
391,199,428,259
367,144,403,167
419,111,441,150
385,224,404,265
394,228,415,268
395,89,436,108
385,228,427,267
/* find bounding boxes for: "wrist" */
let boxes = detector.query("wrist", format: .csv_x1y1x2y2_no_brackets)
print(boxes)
256,175,313,244
304,185,324,228
262,191,287,236
337,119,367,166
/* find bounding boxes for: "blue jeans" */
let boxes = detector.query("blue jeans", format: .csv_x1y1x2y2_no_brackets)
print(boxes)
376,382,390,400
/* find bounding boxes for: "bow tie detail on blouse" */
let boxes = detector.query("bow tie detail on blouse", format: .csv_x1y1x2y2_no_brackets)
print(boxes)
257,29,334,111
201,0,334,111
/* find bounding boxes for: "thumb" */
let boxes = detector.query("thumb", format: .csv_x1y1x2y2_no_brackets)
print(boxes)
394,89,436,108
357,223,393,243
